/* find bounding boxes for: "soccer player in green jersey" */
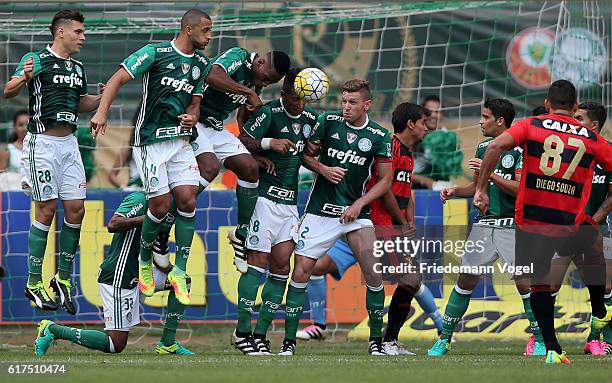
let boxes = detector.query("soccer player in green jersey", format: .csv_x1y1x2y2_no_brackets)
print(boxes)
3,10,104,314
226,68,318,354
549,101,612,355
189,46,291,273
34,192,194,357
279,79,393,355
427,99,545,357
90,9,213,306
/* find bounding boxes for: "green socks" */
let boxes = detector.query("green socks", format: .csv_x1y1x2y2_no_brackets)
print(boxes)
161,290,185,347
236,266,264,334
139,210,164,264
236,180,259,239
441,285,472,340
27,221,50,285
284,280,307,341
58,220,81,280
521,291,543,342
49,324,113,353
254,273,288,337
366,285,384,339
173,210,195,271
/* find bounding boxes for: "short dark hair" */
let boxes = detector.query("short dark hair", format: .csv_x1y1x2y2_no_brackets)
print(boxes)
282,67,304,94
484,98,515,128
421,94,441,107
531,106,547,116
342,79,372,100
579,101,607,127
181,9,211,30
49,10,84,37
547,79,577,110
392,102,430,134
12,109,29,125
267,51,291,77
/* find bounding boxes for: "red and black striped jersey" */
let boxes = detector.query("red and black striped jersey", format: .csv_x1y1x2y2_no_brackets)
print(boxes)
368,135,413,225
507,113,612,236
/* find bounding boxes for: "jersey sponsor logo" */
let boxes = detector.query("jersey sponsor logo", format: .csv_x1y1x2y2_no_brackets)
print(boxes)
155,126,190,139
226,60,242,73
366,126,386,137
157,47,173,52
493,168,513,180
53,73,83,87
326,114,343,121
160,76,195,93
331,132,340,139
166,63,175,69
225,92,248,105
181,63,190,74
541,119,590,138
322,202,347,216
358,137,372,152
303,124,312,138
281,126,289,133
126,202,145,218
327,147,366,165
593,174,607,184
249,112,267,131
195,55,208,65
130,52,149,72
289,140,305,156
501,154,515,168
192,66,201,80
40,52,52,59
346,132,357,144
395,169,411,184
267,185,295,201
57,111,77,123
303,110,316,120
292,123,301,135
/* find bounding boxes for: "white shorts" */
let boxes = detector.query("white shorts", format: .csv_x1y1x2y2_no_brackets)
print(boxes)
461,224,515,277
603,237,612,261
99,283,140,331
133,138,199,198
192,122,250,163
21,132,86,202
294,213,373,260
246,197,299,253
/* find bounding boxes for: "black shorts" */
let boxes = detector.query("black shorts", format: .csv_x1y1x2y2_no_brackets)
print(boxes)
515,223,600,281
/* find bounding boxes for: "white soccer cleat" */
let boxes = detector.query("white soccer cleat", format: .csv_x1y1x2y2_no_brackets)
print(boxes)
296,324,326,340
228,228,248,274
368,340,386,356
230,330,261,355
278,340,296,356
382,341,415,356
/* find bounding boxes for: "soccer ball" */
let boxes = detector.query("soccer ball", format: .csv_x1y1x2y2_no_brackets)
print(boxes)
294,68,330,103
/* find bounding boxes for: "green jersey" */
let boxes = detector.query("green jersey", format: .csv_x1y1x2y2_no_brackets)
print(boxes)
586,164,611,231
305,112,392,219
198,47,262,130
97,192,172,289
13,46,87,133
121,40,209,146
243,99,318,204
473,139,523,224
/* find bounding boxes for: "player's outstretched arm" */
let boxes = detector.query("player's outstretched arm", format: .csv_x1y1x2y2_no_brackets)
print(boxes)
90,68,132,138
107,213,145,233
474,132,515,212
592,183,612,224
302,154,346,184
341,161,392,223
206,65,261,111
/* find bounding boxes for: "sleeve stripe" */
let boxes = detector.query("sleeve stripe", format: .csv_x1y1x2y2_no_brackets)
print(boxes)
213,62,229,73
120,63,135,79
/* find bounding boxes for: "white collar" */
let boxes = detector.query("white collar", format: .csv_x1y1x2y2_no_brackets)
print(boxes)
170,39,194,58
346,115,369,130
279,97,301,119
46,45,69,60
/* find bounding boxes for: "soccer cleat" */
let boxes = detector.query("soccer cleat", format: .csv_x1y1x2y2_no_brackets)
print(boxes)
382,340,415,356
167,268,190,305
296,324,326,340
25,282,58,311
278,339,296,356
228,228,248,274
590,308,612,334
152,230,171,273
427,338,451,356
253,336,273,355
49,275,76,315
545,350,570,364
368,339,386,355
231,330,260,355
523,335,545,356
584,339,606,355
35,320,56,357
138,261,156,297
154,342,195,355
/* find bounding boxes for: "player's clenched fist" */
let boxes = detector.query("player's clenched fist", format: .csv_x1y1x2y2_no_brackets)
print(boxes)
440,187,455,203
178,113,197,131
22,57,34,82
270,138,297,154
90,112,108,138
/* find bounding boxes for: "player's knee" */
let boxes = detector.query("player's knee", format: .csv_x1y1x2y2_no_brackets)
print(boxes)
457,273,480,291
36,205,57,225
148,197,170,218
65,204,85,224
247,251,268,269
269,262,290,276
175,197,196,214
237,157,259,183
112,340,127,353
362,269,382,289
200,162,220,182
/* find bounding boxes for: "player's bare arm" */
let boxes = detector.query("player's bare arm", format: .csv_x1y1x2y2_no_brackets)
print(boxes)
473,132,515,213
3,57,33,98
107,214,145,233
90,67,132,137
302,154,346,184
108,146,132,188
469,157,520,197
206,65,262,111
341,161,392,223
592,183,612,223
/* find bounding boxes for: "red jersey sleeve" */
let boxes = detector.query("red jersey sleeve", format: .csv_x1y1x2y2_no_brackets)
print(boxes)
593,135,612,171
506,118,530,147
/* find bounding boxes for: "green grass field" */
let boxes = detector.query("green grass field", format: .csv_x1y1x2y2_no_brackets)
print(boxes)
1,325,610,383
